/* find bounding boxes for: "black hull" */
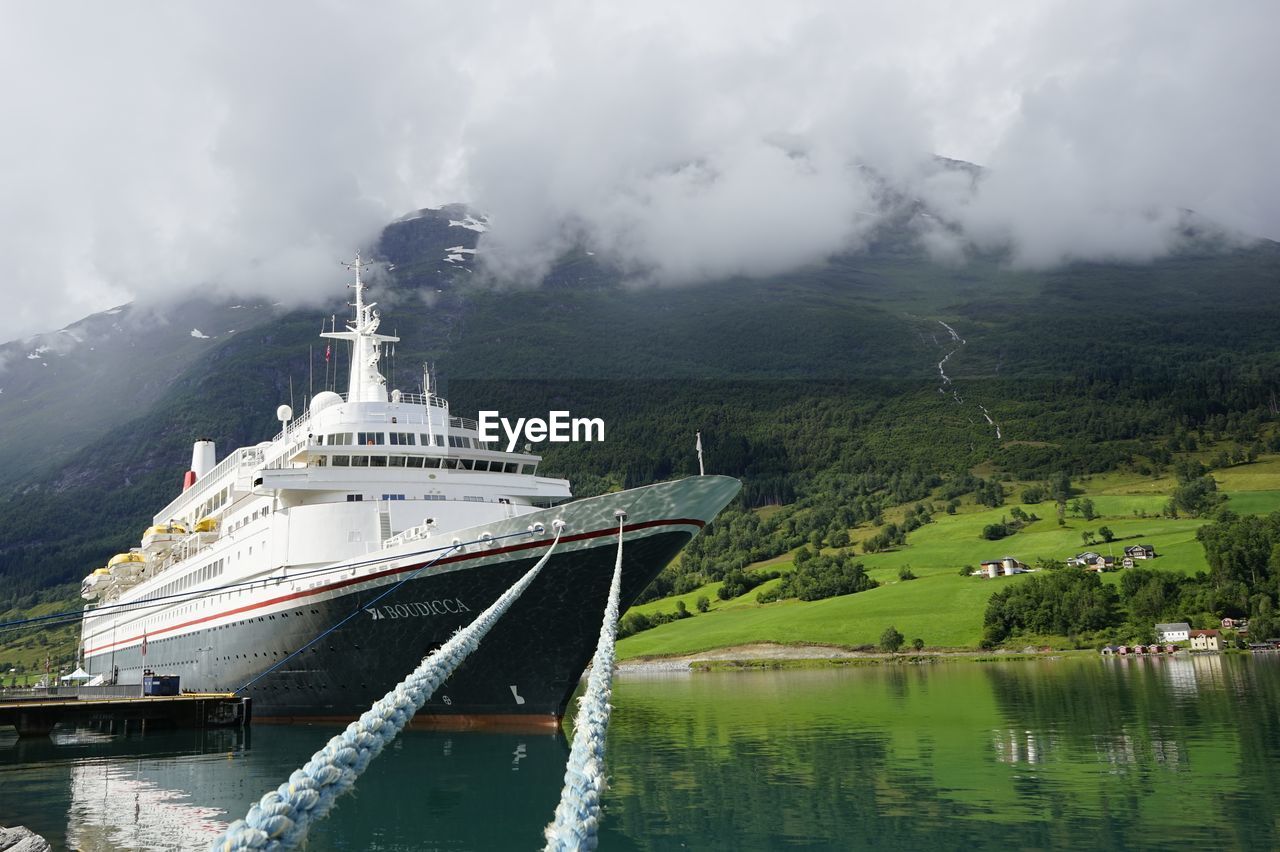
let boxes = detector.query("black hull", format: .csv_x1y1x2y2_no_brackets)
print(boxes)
88,529,690,725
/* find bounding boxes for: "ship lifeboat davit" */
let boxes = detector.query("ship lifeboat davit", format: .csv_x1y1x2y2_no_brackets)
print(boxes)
107,552,147,582
81,567,111,600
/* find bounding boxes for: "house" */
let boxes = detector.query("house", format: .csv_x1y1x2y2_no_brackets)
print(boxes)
1067,552,1115,571
980,556,1028,578
1189,629,1223,652
1124,544,1157,560
1100,645,1121,656
1221,617,1249,630
1122,557,1135,569
1155,622,1191,643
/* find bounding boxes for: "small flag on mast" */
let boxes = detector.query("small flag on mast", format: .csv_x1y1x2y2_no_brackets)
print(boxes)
325,344,331,363
696,431,705,476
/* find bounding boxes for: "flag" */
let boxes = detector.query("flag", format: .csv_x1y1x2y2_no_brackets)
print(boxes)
325,344,331,363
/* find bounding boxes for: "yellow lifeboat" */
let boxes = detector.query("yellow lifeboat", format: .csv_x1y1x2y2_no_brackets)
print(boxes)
143,522,187,537
81,567,111,600
194,517,219,533
107,552,146,582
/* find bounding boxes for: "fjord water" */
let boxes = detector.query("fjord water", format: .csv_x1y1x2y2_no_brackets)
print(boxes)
2,656,1278,850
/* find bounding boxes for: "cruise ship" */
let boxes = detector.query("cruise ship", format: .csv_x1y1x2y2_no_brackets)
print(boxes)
79,257,739,727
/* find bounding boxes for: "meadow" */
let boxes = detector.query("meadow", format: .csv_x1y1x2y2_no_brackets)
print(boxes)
618,459,1280,659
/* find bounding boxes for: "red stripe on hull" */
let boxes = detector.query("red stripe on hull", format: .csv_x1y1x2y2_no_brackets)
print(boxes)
85,516,705,655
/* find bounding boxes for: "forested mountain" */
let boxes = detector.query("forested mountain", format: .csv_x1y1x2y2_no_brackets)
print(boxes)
1,200,1279,613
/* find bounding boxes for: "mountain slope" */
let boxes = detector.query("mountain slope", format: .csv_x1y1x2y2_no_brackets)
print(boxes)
1,204,1279,612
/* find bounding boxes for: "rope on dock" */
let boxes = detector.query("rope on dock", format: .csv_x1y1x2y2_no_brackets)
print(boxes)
209,526,564,852
544,516,626,851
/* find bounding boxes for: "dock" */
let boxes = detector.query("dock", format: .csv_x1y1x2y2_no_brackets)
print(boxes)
0,687,251,738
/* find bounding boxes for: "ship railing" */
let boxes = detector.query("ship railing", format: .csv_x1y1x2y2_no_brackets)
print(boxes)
153,447,266,523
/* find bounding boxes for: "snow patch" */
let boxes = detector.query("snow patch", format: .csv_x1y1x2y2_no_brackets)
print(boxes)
190,328,210,339
448,215,488,232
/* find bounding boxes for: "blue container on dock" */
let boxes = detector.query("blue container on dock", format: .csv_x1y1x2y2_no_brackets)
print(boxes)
142,674,179,696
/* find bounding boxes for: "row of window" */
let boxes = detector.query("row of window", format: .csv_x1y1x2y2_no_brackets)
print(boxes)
196,486,231,523
141,557,225,602
320,431,466,448
316,454,534,474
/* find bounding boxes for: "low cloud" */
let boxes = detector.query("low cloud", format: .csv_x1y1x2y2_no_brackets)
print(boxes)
0,1,1275,341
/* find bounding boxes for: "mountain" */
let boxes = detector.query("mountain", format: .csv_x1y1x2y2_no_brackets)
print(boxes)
2,200,1279,612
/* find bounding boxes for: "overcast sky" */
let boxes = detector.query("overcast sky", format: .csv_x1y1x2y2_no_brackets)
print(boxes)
0,1,1276,343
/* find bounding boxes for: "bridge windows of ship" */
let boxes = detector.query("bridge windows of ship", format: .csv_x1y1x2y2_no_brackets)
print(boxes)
421,433,445,447
357,431,385,446
389,432,415,445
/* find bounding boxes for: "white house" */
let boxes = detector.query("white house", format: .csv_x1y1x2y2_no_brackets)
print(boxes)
1155,622,1191,643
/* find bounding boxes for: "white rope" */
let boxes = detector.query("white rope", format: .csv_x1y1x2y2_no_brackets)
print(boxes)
209,527,563,852
544,520,625,851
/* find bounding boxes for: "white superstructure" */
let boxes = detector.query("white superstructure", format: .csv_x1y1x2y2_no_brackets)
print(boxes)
80,255,571,671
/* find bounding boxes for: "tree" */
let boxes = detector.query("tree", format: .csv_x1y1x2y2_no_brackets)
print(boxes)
898,566,917,581
1081,530,1095,546
1099,526,1115,543
880,626,905,653
911,637,925,651
1080,498,1098,521
695,595,710,613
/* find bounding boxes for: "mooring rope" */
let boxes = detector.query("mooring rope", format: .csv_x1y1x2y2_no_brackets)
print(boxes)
543,517,626,851
209,525,564,852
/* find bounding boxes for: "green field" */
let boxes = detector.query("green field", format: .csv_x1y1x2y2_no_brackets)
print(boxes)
617,468,1280,659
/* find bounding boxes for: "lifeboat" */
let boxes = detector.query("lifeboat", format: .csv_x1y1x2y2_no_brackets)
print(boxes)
81,567,111,600
107,552,147,582
194,517,219,533
141,521,188,554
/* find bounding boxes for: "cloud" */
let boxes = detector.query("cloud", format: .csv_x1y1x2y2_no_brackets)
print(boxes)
0,1,1276,341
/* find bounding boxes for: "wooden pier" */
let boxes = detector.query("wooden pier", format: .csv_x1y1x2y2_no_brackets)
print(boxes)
0,689,251,738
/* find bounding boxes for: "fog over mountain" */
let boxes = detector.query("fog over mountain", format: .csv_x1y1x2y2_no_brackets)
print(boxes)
0,1,1276,343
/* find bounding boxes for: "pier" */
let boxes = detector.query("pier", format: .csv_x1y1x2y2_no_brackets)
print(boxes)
0,687,250,738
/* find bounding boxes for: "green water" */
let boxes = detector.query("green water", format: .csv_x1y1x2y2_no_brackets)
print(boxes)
2,655,1278,850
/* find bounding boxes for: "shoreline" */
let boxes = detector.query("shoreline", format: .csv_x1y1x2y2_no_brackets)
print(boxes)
614,642,1090,674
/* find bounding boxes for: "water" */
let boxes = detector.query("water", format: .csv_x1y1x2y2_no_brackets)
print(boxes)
2,654,1278,850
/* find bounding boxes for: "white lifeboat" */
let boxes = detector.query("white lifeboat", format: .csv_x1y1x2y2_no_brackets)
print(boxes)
107,552,147,583
141,521,188,555
81,567,111,600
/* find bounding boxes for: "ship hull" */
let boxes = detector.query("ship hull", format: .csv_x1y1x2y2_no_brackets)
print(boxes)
84,476,739,726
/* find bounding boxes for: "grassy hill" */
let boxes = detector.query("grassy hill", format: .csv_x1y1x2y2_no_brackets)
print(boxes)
617,457,1280,658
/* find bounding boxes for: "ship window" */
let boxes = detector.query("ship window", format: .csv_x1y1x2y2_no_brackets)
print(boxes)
423,457,441,469
463,496,484,503
332,455,350,467
370,456,388,467
351,456,370,467
521,464,536,475
358,432,385,446
500,462,516,473
346,494,364,502
389,432,415,446
426,494,445,501
329,433,353,446
388,456,407,468
457,458,474,471
472,460,490,472
405,456,424,469
314,456,327,467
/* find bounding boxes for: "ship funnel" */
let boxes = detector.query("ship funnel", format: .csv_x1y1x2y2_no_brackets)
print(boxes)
191,439,216,480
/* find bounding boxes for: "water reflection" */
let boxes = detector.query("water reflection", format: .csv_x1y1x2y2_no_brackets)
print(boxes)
0,725,567,851
1,658,1278,850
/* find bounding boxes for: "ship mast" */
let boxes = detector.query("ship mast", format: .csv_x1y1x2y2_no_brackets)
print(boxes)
320,253,400,403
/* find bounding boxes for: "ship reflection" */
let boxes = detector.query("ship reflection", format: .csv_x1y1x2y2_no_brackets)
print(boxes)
1,724,567,851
